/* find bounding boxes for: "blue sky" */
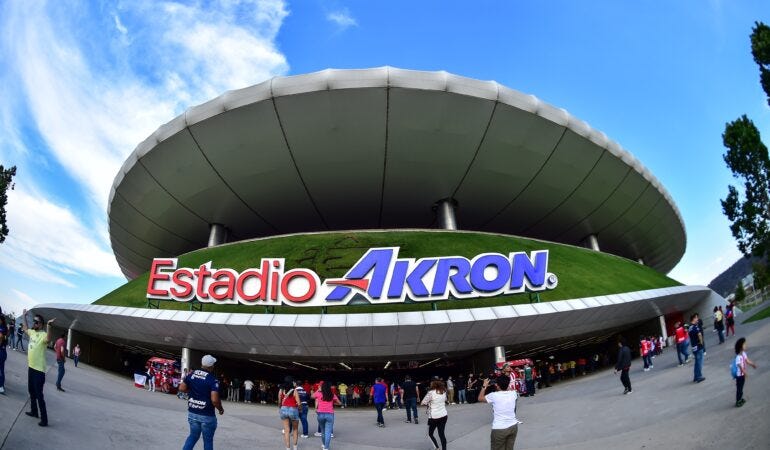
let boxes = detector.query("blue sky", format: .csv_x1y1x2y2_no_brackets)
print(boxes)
1,0,768,315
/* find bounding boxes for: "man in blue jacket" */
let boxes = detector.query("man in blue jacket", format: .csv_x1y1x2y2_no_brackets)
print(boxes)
614,337,632,395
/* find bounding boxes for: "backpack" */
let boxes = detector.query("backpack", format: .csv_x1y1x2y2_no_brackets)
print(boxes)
730,357,739,379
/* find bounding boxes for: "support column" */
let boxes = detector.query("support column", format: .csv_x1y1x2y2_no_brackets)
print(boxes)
208,223,228,247
658,315,668,344
582,234,600,251
436,199,458,230
181,347,191,375
67,327,73,357
493,346,506,364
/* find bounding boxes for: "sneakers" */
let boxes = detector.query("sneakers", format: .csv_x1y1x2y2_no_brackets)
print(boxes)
623,389,633,395
0,386,5,394
301,435,309,439
623,388,628,394
25,412,39,418
414,418,418,424
695,377,706,383
377,423,385,428
405,420,411,423
314,432,322,437
331,434,334,438
736,398,747,407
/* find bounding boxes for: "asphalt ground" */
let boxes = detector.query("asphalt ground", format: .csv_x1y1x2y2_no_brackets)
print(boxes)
1,314,768,450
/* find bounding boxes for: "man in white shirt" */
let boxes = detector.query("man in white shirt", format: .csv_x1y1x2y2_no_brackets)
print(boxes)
478,375,519,450
243,379,254,403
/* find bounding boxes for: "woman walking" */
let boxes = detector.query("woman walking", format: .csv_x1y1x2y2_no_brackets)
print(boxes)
313,380,341,450
421,378,449,450
278,376,300,450
734,337,757,407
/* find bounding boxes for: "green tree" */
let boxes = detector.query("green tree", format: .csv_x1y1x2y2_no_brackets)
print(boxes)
734,282,746,303
721,22,770,261
0,164,17,244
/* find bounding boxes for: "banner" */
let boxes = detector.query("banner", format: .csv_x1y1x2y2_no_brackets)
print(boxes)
147,247,558,308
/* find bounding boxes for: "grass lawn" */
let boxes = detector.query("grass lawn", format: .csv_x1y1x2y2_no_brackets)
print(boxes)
744,303,770,323
95,230,680,314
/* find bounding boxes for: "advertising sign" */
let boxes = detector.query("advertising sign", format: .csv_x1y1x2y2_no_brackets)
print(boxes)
147,247,558,308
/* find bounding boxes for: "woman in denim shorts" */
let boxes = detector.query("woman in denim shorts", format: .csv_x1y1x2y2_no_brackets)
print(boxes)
279,376,301,450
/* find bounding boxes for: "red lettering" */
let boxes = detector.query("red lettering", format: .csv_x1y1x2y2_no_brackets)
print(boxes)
270,260,280,300
235,264,269,302
209,270,236,301
281,270,317,303
170,268,193,298
147,259,175,297
195,264,211,299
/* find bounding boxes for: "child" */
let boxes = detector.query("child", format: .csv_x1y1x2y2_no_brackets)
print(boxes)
734,337,757,407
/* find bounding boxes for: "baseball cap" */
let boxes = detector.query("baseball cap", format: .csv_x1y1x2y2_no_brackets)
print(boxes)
201,355,217,367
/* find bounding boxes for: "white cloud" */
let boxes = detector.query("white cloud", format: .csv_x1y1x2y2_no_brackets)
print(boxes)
4,289,40,317
0,0,290,290
0,187,122,286
1,0,289,208
327,8,357,30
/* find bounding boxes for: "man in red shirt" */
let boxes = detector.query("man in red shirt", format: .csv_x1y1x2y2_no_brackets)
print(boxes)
674,322,689,366
54,333,67,392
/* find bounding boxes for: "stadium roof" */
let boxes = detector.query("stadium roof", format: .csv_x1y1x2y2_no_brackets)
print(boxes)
108,67,686,279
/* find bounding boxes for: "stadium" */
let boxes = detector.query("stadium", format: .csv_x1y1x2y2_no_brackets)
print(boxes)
34,68,723,375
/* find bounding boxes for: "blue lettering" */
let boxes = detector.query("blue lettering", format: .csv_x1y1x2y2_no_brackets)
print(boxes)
432,257,472,296
470,254,511,292
509,251,548,290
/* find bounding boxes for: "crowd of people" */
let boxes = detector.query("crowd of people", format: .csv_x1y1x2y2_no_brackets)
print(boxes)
0,299,758,450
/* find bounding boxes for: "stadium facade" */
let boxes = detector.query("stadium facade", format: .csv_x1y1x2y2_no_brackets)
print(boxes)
34,68,723,373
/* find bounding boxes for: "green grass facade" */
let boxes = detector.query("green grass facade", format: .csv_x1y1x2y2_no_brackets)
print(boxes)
96,230,680,314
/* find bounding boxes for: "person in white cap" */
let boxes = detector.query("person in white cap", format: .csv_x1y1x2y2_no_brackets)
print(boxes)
179,355,224,450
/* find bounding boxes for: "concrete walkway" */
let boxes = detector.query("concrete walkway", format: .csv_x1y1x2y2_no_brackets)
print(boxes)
1,316,768,450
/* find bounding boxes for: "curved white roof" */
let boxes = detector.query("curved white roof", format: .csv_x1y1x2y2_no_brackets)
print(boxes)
36,285,715,362
108,67,685,279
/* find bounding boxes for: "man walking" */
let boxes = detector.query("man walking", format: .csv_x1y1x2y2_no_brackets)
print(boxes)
179,355,224,450
370,377,388,427
614,337,632,395
54,333,67,392
674,321,689,366
689,314,706,383
22,309,55,426
402,375,420,424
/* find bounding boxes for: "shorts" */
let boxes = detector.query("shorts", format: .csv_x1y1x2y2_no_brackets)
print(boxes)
280,406,299,421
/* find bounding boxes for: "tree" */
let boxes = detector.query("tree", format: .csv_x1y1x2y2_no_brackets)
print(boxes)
734,282,746,303
721,22,770,261
0,165,16,244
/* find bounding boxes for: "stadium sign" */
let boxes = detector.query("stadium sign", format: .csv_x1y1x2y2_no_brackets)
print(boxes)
146,247,558,308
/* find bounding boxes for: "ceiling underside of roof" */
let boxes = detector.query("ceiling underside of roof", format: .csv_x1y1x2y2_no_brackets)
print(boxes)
108,68,685,279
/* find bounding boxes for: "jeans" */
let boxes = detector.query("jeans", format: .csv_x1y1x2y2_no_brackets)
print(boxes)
56,360,65,388
317,412,334,449
28,368,47,424
16,334,24,351
299,404,309,435
718,328,725,344
374,401,386,424
458,389,466,403
405,397,418,421
736,375,745,402
676,342,688,364
693,348,704,381
340,393,347,407
0,347,6,387
73,356,79,367
183,412,217,450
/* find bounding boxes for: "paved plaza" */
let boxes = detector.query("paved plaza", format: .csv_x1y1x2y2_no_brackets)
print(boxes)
1,314,769,450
